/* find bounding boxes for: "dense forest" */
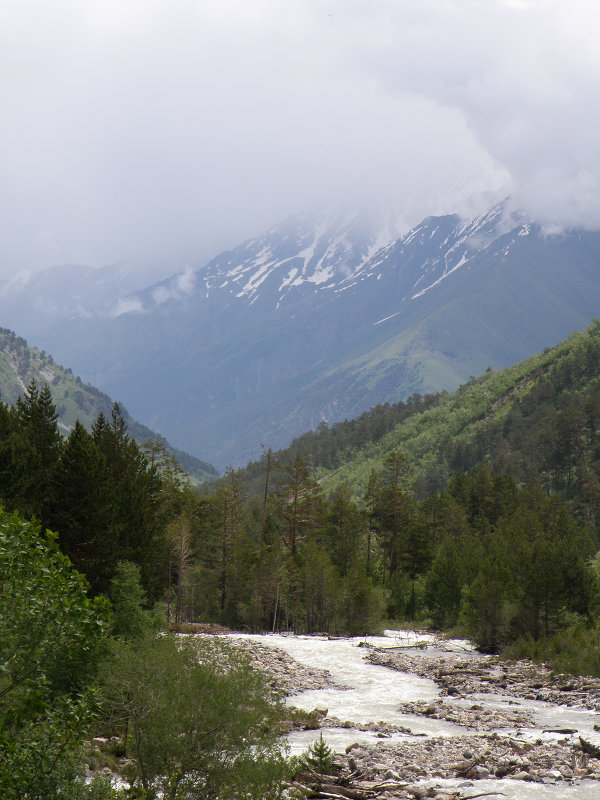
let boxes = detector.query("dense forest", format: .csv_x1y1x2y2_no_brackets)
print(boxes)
5,322,600,796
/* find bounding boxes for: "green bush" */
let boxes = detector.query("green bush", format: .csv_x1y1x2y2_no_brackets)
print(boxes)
302,732,335,774
97,635,291,799
505,622,600,678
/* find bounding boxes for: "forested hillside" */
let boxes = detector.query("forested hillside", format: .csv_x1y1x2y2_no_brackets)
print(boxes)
0,328,217,482
236,320,600,512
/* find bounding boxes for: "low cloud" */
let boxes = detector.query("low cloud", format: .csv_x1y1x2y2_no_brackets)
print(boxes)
0,0,597,280
359,0,600,230
151,267,196,306
112,298,146,317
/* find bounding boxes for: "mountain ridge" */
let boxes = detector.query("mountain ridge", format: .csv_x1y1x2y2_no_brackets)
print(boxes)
33,201,600,469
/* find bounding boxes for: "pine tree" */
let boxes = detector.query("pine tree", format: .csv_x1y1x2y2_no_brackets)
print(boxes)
372,450,411,584
325,483,363,577
90,405,167,598
12,380,61,521
274,454,322,555
48,421,113,593
302,732,334,774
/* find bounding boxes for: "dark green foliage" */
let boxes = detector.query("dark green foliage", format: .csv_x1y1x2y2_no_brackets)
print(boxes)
341,562,386,635
0,388,170,599
49,420,113,589
195,444,595,646
0,510,109,799
505,621,600,678
109,560,164,641
274,454,324,555
0,380,62,523
440,471,596,652
88,404,167,598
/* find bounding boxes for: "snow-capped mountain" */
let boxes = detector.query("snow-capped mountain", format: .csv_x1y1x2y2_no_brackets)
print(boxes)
36,202,600,469
116,205,404,315
122,203,516,317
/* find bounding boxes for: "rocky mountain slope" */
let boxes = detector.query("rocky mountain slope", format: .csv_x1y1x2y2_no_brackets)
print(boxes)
36,202,600,469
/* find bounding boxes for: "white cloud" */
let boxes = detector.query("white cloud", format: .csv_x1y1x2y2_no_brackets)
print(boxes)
357,0,600,228
112,297,146,317
150,267,195,306
176,268,195,295
0,0,598,279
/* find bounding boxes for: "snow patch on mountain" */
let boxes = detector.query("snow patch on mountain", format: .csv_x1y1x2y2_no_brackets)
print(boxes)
107,200,529,320
409,205,525,300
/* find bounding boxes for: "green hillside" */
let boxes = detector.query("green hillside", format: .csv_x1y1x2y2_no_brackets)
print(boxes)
0,328,218,483
233,320,600,519
317,319,600,508
188,322,600,662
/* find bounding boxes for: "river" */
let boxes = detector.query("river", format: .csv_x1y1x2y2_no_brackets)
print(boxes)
230,629,600,800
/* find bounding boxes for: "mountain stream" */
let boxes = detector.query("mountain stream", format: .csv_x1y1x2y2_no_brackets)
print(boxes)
230,630,600,799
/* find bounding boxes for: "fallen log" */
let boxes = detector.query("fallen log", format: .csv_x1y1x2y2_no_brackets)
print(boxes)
543,727,577,734
309,784,371,799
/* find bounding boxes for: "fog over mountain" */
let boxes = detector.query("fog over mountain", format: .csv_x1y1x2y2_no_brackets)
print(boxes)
2,0,599,284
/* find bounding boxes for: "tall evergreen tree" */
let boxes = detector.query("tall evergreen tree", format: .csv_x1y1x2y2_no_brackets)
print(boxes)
48,420,113,592
373,450,411,584
274,454,322,555
11,380,61,522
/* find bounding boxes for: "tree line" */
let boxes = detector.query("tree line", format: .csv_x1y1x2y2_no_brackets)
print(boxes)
195,451,597,652
0,378,596,654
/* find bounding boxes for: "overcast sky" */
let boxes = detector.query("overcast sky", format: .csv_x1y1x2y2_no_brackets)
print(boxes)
1,0,599,279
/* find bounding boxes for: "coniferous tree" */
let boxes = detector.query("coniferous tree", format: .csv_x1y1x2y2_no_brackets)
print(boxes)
48,420,113,592
10,380,61,522
274,454,323,555
91,404,167,598
324,483,363,578
372,450,411,584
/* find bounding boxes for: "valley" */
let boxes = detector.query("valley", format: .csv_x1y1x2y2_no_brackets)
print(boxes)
4,2,600,797
4,212,600,798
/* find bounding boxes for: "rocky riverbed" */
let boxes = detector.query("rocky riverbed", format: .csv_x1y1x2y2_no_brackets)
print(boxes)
88,629,600,798
367,644,600,711
229,635,347,696
227,631,600,799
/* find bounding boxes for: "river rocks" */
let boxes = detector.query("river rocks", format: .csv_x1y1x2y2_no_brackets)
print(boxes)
287,731,600,798
329,733,600,785
220,636,346,695
397,697,534,731
368,645,600,711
